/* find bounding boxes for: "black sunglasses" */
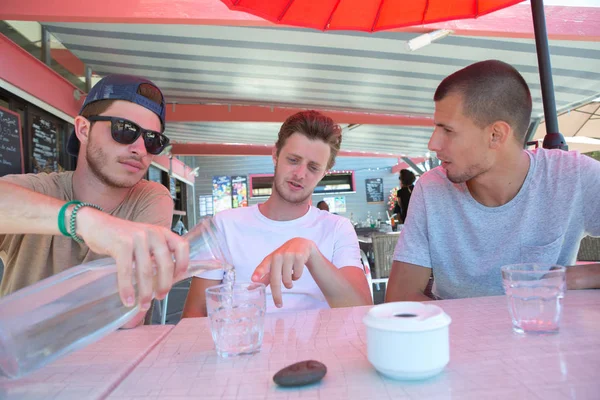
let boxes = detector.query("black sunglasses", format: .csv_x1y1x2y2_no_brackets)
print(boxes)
87,116,170,155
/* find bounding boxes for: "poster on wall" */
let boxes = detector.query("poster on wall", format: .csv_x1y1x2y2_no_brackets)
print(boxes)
31,114,60,173
212,175,232,213
333,196,346,213
231,175,248,208
365,178,384,203
323,196,346,213
199,195,214,217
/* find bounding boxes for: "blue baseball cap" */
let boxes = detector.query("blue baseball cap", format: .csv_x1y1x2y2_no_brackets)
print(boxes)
67,74,166,156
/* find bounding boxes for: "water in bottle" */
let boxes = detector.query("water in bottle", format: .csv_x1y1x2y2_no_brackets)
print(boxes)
0,217,228,379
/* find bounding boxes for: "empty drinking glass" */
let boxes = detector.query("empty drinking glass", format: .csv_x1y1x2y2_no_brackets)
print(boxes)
206,283,266,358
501,263,566,334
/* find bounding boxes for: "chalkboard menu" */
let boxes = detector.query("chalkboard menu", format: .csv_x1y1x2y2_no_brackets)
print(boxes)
365,178,384,203
0,106,24,177
31,114,59,173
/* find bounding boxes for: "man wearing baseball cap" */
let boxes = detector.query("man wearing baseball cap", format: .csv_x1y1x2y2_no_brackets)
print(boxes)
0,74,188,328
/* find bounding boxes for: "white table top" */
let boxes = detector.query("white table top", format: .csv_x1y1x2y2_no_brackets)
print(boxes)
0,325,173,400
109,291,600,400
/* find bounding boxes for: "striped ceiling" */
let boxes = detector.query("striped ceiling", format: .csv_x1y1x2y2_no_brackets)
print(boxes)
43,23,600,157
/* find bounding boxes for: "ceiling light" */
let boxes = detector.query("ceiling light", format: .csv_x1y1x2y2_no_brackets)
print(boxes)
406,30,453,52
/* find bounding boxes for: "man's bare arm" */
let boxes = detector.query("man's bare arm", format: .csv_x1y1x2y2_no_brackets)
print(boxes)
385,261,433,302
251,238,372,309
566,263,600,290
0,181,189,313
0,181,70,235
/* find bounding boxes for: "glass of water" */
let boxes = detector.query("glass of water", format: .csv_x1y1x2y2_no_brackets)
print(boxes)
205,282,266,358
501,263,566,334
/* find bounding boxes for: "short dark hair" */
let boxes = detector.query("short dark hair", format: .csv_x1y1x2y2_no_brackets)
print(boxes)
434,60,532,144
399,169,416,186
275,110,342,170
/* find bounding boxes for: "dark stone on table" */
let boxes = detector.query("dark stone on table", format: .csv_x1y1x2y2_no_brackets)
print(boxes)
273,360,327,387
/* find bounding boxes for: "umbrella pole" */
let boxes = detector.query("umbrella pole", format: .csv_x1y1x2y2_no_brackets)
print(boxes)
530,0,568,150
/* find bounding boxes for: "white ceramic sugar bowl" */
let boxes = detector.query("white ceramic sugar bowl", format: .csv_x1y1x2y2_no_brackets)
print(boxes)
363,302,452,380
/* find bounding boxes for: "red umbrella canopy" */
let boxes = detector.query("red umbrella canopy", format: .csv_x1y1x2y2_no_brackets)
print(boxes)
221,0,525,32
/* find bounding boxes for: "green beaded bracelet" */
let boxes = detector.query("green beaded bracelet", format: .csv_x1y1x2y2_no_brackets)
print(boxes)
68,202,104,244
58,200,81,237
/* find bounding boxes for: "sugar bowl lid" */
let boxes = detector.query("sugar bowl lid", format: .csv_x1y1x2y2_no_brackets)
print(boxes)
363,302,452,332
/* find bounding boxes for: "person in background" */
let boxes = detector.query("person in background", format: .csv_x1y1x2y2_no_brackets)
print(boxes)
0,75,188,328
394,169,416,223
183,111,372,317
316,200,330,212
386,60,600,302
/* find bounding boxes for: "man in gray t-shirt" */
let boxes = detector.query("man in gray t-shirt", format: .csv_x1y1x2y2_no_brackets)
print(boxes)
386,60,600,301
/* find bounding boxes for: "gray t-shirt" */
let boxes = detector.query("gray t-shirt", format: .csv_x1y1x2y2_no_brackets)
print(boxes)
393,148,600,299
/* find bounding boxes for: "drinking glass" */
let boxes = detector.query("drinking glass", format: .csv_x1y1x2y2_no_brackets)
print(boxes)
206,282,266,358
501,263,566,334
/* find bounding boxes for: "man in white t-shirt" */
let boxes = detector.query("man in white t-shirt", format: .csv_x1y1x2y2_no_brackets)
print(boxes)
385,60,600,302
183,111,372,316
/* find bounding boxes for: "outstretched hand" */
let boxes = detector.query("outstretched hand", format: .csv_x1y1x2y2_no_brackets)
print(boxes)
77,208,189,312
251,238,316,308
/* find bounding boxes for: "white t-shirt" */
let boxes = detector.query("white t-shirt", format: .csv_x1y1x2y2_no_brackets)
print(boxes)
393,148,600,300
199,205,363,313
